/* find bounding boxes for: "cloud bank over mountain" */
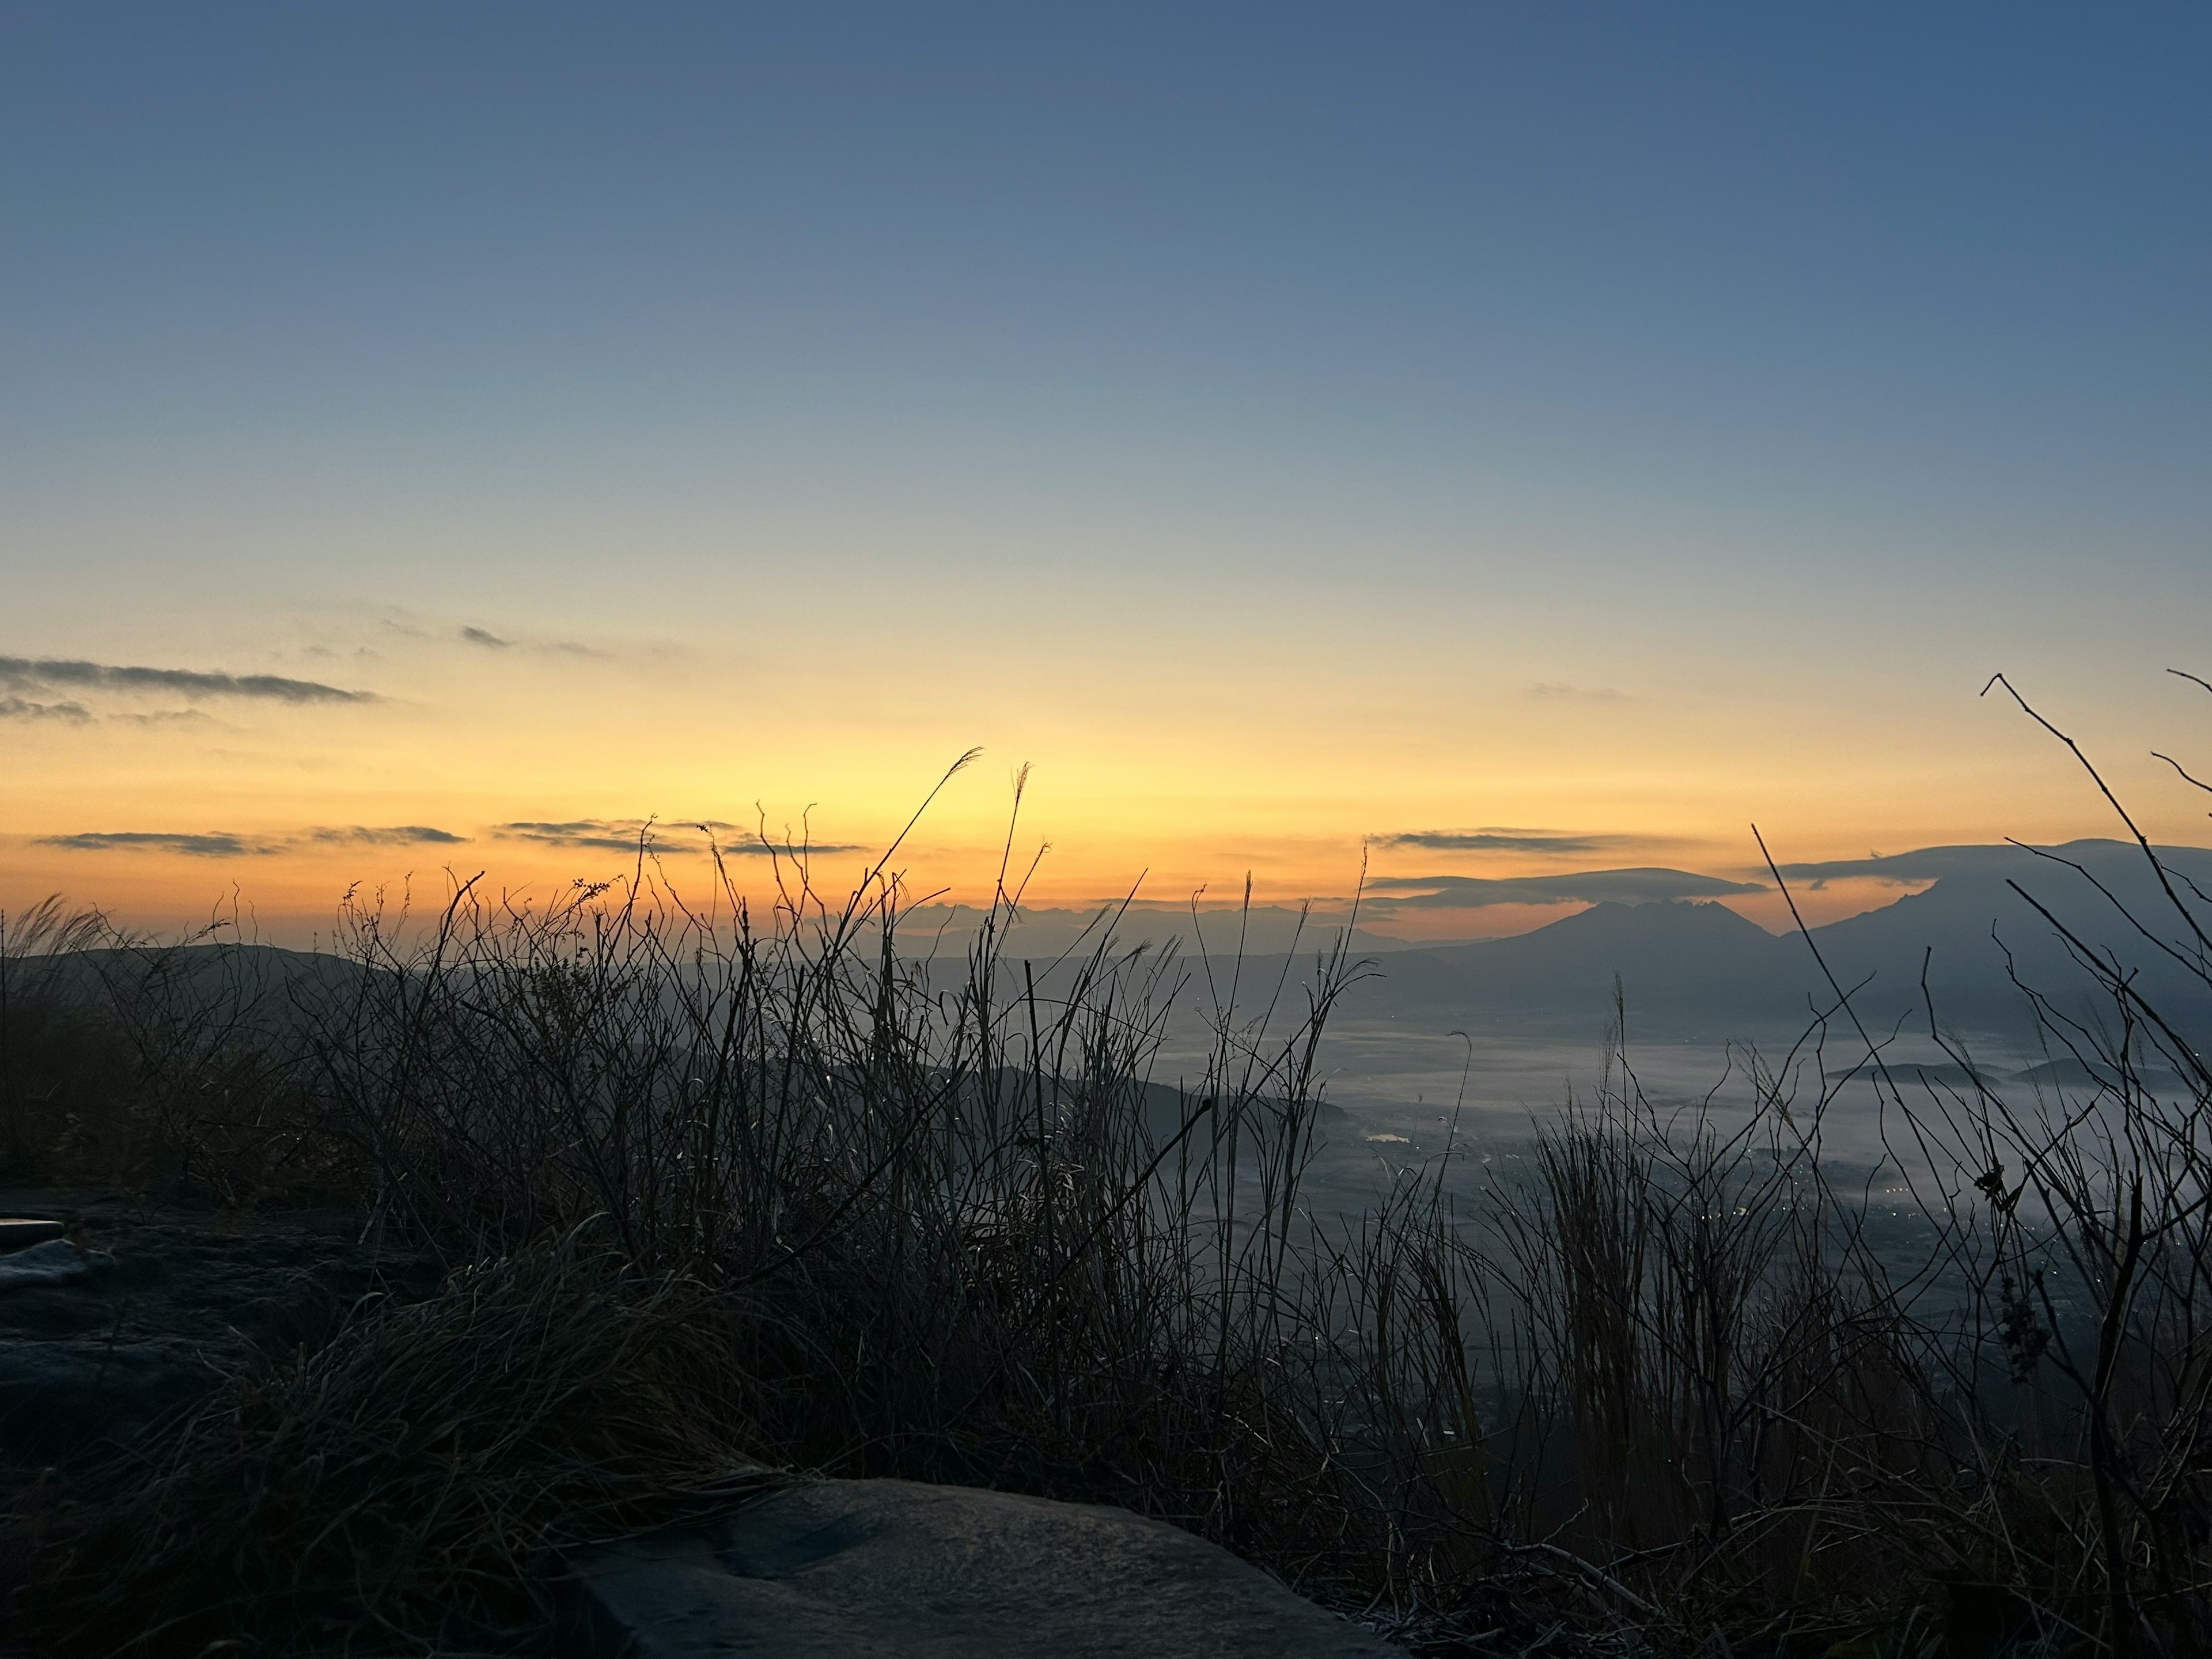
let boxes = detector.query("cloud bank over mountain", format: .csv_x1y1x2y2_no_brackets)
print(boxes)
1366,867,1765,909
1774,840,2202,889
1330,839,2212,1040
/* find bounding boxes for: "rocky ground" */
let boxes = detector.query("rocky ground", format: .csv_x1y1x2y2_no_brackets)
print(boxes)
0,1188,442,1469
0,1186,444,1649
563,1478,1404,1657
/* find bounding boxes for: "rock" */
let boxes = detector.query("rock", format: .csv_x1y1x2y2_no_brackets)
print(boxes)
560,1478,1399,1658
0,1238,89,1289
0,1191,441,1465
0,1218,65,1252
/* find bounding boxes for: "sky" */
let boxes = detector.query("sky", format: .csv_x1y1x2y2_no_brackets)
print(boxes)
2,3,2209,942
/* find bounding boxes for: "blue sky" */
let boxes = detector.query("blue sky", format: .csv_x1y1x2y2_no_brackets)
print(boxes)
2,3,2207,926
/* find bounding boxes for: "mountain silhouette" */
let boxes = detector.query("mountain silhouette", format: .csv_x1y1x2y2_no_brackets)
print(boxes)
1336,839,2212,1040
13,841,2209,1050
1340,899,1805,1037
1809,839,2212,1034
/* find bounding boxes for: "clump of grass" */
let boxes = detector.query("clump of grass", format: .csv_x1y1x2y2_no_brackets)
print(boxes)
0,897,125,1182
0,896,357,1203
22,1235,780,1657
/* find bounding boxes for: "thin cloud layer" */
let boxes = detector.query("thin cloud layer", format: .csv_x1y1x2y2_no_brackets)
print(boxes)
0,696,93,724
713,838,863,857
494,819,859,855
1367,867,1763,908
0,656,374,704
1771,839,2212,890
1379,830,1637,854
1774,846,2013,887
497,820,671,853
1523,683,1628,703
109,709,218,728
39,824,469,857
456,623,604,657
304,825,470,847
39,831,274,857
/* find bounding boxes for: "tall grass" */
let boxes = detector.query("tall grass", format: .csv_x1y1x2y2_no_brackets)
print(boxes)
10,682,2212,1657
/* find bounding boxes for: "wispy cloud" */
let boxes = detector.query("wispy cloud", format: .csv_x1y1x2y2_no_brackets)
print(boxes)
37,817,853,861
304,825,470,847
456,623,604,657
109,709,218,728
493,819,859,856
1377,829,1642,854
1366,867,1763,908
39,824,468,857
1524,682,1627,703
37,831,276,858
0,696,93,724
496,819,690,853
713,837,863,857
0,656,374,704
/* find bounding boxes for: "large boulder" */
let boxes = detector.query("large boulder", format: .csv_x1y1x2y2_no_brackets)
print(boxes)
561,1478,1397,1658
0,1237,88,1288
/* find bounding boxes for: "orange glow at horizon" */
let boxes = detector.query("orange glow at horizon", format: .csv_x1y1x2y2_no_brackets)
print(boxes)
4,607,2207,947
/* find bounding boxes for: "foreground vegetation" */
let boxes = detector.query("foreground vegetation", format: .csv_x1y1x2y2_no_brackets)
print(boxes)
3,693,2211,1658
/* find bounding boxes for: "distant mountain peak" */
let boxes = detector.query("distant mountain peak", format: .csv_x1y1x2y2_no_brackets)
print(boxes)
1537,897,1778,941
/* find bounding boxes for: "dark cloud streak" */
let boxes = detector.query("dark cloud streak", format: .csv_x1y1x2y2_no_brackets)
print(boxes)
109,709,217,728
0,696,93,724
39,825,468,857
38,831,271,857
457,625,605,657
0,656,374,704
305,825,469,847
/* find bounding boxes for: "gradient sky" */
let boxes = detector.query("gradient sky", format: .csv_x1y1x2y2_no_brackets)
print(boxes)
3,3,2209,940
